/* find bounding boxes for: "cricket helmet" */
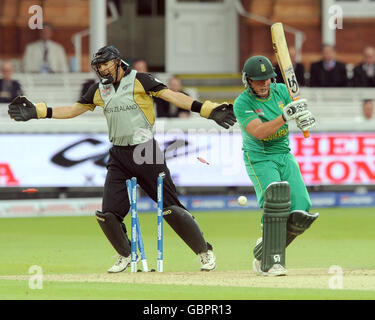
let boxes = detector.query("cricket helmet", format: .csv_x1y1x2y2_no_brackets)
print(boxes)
91,45,129,84
242,55,277,87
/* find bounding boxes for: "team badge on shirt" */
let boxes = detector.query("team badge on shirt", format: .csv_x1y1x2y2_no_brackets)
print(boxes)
101,86,111,98
255,108,264,116
278,101,284,110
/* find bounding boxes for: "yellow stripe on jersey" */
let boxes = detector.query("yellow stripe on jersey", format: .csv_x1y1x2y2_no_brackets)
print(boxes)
93,89,105,108
75,88,105,111
133,78,156,125
149,88,168,98
245,152,263,195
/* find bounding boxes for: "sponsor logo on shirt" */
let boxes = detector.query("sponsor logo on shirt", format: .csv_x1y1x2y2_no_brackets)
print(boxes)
263,127,288,141
105,104,138,113
278,101,284,110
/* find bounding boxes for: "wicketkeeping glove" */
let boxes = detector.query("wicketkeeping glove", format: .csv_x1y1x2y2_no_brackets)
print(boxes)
282,99,309,122
200,101,237,129
8,96,47,121
296,110,316,131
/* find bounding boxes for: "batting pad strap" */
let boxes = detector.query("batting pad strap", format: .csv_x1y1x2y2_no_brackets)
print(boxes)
35,102,48,119
200,100,217,119
287,210,319,236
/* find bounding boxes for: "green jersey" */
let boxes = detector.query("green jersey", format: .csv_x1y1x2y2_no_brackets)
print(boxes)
233,83,292,158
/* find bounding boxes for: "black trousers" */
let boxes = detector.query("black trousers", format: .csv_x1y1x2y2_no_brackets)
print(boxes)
102,139,186,219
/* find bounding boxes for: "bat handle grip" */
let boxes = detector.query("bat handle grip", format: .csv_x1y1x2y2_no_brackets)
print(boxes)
303,130,310,138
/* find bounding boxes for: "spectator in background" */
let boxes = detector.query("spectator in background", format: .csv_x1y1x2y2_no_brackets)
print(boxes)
0,60,23,103
354,99,374,122
274,46,305,86
23,23,69,73
352,46,375,87
155,75,190,118
361,99,374,120
130,59,190,117
309,45,348,87
132,59,148,73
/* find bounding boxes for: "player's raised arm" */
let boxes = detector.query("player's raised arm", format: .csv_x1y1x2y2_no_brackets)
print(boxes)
158,88,237,129
246,99,313,140
8,96,90,121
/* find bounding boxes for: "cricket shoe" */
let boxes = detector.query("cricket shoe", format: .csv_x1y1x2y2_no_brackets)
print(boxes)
252,237,287,276
252,258,262,275
253,258,287,276
107,255,131,273
266,264,287,276
107,254,141,273
200,250,216,271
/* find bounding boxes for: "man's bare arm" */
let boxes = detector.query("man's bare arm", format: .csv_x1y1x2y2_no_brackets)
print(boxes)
246,116,286,140
157,89,194,111
8,96,92,121
156,88,236,129
52,103,91,119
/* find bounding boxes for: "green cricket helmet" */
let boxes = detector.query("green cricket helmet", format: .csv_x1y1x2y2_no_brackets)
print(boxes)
242,55,277,87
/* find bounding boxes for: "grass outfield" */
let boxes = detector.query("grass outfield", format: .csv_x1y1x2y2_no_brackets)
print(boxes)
0,207,374,300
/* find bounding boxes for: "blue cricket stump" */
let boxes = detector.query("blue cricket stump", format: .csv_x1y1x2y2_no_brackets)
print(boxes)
126,178,149,273
130,178,138,273
157,172,165,272
136,212,149,272
126,173,164,273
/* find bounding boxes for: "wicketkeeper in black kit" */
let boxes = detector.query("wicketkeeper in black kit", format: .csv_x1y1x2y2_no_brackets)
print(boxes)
8,45,236,272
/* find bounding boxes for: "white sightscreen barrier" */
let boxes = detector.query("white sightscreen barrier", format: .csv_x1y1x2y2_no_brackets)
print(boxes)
1,132,375,187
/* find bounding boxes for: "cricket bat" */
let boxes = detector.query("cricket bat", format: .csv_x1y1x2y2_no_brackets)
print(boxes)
271,22,310,138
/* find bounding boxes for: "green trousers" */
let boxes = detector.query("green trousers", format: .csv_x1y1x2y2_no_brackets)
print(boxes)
244,152,311,212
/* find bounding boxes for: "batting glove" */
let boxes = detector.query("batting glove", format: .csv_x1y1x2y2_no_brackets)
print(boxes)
282,99,309,122
296,110,316,131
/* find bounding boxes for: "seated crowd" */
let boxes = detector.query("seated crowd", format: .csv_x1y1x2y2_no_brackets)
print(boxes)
1,23,374,120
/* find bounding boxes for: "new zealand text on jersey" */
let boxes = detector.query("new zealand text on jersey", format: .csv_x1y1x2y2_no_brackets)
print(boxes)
105,104,138,113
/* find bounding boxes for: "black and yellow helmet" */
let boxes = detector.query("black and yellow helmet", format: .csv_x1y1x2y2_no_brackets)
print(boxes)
242,55,277,88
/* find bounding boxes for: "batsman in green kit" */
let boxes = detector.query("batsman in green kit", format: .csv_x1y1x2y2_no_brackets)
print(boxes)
234,56,319,276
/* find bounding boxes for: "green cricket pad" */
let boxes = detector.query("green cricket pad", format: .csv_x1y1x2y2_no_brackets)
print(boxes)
253,210,319,260
286,210,319,246
261,182,291,272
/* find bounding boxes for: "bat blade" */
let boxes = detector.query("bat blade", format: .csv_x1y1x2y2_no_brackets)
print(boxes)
271,22,309,138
